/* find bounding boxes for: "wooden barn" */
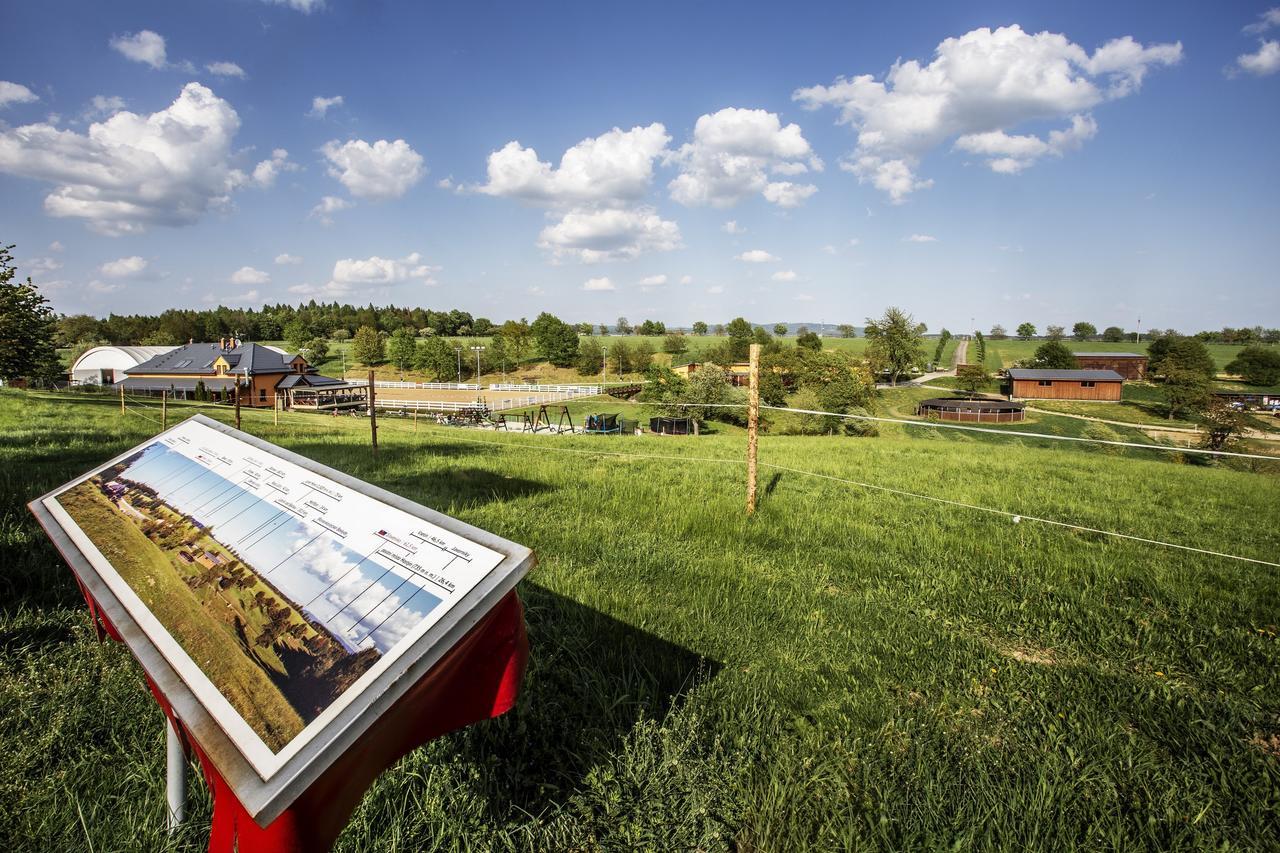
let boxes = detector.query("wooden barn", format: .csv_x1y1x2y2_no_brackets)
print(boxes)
1073,352,1148,380
1007,368,1124,401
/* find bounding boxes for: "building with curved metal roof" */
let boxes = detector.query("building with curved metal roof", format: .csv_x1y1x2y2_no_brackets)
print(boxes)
69,345,179,386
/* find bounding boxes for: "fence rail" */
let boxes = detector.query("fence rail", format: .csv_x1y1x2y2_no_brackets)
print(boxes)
487,383,601,394
374,381,481,390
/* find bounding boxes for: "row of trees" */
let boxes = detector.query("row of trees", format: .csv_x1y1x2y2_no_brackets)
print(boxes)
992,322,1280,344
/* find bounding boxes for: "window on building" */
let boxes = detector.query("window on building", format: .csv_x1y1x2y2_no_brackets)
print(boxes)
259,388,266,402
1038,380,1052,387
1081,381,1096,388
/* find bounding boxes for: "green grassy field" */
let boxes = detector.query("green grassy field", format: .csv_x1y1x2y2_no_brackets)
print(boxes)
984,339,1270,374
2,389,1278,850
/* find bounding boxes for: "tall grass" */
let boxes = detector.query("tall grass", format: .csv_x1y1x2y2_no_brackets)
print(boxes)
1,390,1277,850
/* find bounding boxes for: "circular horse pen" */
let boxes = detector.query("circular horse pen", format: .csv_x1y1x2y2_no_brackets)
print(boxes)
916,397,1025,423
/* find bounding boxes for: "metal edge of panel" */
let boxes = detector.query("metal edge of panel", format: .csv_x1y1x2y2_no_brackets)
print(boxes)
29,413,535,825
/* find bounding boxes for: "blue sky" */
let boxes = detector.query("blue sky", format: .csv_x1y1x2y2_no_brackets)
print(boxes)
1,0,1277,332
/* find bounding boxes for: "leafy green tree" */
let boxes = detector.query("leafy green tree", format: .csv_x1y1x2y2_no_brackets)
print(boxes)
387,327,417,371
973,330,986,364
1045,325,1065,341
1016,322,1037,340
797,330,822,351
283,319,312,352
0,245,60,384
1072,322,1096,341
663,332,688,355
989,324,1007,340
817,374,876,436
955,363,989,396
56,314,102,346
681,363,746,428
932,329,952,364
723,317,754,361
637,319,666,336
864,306,925,386
530,312,579,367
303,337,329,363
838,323,856,338
1163,366,1211,420
1102,326,1126,342
1225,345,1280,386
773,322,788,337
1028,340,1080,370
414,336,454,381
1200,397,1247,450
576,337,604,376
632,338,656,370
691,321,708,336
575,322,593,335
330,328,350,341
351,325,384,366
610,340,633,375
1148,335,1215,378
615,316,633,335
498,319,531,366
194,380,208,402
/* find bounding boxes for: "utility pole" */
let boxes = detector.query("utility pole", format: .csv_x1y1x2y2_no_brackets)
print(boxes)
746,343,760,516
470,345,485,384
454,346,462,384
368,370,378,455
602,346,609,386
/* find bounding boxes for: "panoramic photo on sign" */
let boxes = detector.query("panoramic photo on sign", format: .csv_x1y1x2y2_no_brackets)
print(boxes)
41,417,505,777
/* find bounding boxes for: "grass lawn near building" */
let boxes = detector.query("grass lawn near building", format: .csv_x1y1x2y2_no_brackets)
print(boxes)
3,389,1278,850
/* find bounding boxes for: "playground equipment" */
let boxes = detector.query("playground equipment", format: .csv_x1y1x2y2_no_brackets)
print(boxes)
584,413,622,435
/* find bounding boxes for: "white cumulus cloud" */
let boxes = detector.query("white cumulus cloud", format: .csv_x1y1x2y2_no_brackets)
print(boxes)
309,95,343,118
736,249,777,263
762,181,818,208
275,253,303,265
638,274,668,287
1244,7,1280,35
582,276,615,292
0,83,246,235
0,82,38,109
230,266,270,285
309,195,351,225
251,148,298,187
477,123,669,205
954,114,1098,173
99,256,149,278
322,138,425,200
1236,40,1280,76
301,252,440,296
722,220,745,234
206,61,247,79
667,107,822,208
771,270,797,282
537,207,681,264
110,30,167,69
904,234,937,243
795,24,1181,200
82,95,126,120
263,0,324,12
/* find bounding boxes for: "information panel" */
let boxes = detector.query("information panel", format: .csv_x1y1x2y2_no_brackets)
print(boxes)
30,415,532,819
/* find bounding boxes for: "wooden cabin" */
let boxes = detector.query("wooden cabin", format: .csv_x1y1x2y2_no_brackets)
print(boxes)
1073,352,1148,380
1007,368,1124,401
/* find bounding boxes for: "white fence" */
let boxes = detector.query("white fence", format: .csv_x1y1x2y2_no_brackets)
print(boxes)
374,381,481,390
487,383,602,395
375,390,587,413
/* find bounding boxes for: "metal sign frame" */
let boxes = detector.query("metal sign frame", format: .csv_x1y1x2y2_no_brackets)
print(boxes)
29,414,533,824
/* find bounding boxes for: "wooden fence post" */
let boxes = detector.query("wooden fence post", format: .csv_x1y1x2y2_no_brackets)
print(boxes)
274,394,279,426
161,391,167,430
368,370,378,455
747,343,760,516
120,383,125,415
234,382,241,431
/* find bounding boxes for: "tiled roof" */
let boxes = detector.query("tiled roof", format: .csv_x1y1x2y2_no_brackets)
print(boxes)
1072,352,1148,358
126,342,304,376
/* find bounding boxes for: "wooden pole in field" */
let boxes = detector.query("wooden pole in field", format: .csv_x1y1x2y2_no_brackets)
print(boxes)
413,407,418,432
120,383,125,415
746,343,760,516
368,370,378,455
274,394,279,426
161,391,167,430
234,382,241,431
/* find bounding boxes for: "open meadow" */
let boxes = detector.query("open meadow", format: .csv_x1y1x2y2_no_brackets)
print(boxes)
1,388,1278,850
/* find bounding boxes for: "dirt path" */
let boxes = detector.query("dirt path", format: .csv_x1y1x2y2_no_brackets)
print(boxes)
1023,407,1280,441
953,338,968,368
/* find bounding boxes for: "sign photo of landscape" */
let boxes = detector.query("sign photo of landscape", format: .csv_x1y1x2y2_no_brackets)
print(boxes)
46,419,505,772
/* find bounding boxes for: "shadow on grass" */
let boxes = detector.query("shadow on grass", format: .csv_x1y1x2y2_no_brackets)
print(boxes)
442,582,722,819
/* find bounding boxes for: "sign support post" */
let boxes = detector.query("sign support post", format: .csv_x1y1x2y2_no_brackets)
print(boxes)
166,718,185,831
368,370,378,455
747,343,760,515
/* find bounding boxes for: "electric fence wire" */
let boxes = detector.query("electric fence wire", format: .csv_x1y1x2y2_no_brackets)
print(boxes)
71,391,1280,570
